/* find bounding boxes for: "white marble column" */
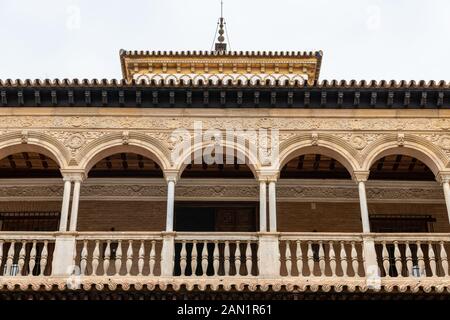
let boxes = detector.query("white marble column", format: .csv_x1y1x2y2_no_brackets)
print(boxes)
358,180,370,233
59,179,72,232
440,175,450,223
268,180,277,232
259,181,267,232
354,171,379,280
165,178,176,232
69,179,82,231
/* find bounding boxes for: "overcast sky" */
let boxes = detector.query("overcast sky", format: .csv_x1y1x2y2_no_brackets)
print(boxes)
0,0,449,81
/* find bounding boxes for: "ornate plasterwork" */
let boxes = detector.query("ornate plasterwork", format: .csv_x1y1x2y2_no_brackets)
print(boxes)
0,183,443,202
1,115,449,131
334,133,383,151
1,113,450,175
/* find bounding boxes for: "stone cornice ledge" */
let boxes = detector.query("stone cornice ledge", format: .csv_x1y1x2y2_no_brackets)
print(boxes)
1,276,449,294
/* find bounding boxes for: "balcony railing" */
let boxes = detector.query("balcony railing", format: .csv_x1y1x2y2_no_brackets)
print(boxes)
0,232,55,276
0,232,449,286
279,233,365,277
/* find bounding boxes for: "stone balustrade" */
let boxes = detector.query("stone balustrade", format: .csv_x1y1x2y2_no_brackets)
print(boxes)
371,234,450,278
279,233,365,277
0,232,55,276
174,232,259,277
0,232,449,287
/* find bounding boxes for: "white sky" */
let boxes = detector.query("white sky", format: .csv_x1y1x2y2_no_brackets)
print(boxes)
0,0,449,81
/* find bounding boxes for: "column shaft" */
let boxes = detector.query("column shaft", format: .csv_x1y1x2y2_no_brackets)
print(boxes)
259,181,267,232
59,180,72,232
166,180,175,232
268,181,277,232
443,181,450,223
358,181,370,233
69,180,81,231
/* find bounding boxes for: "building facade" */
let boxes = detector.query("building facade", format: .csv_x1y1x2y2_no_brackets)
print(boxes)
0,48,450,300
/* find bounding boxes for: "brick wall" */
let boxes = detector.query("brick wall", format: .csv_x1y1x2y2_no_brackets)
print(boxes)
0,200,449,233
77,201,166,231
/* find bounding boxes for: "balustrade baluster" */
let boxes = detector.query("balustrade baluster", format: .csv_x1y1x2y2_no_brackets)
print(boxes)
201,241,208,276
417,241,425,277
115,240,122,276
285,240,292,276
224,241,230,276
428,241,437,277
382,241,390,277
39,241,48,276
351,242,359,277
0,240,3,276
17,241,26,276
149,241,156,276
180,241,187,276
307,241,314,276
245,241,252,276
28,241,37,276
92,240,100,276
6,240,15,275
393,241,402,277
213,241,220,276
318,241,325,276
235,241,241,276
138,240,145,276
103,240,111,276
440,241,448,277
329,241,336,277
295,240,302,277
405,241,413,277
80,240,88,275
340,241,348,277
126,240,133,276
191,240,198,276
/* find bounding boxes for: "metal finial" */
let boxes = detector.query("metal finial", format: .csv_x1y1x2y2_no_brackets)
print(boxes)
214,0,228,52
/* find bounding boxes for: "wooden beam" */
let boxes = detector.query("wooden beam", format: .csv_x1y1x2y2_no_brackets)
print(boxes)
22,152,32,169
329,158,336,171
376,157,385,171
296,155,305,170
408,157,417,172
7,155,16,169
39,154,49,169
121,153,128,170
105,156,112,169
313,154,321,171
392,155,403,171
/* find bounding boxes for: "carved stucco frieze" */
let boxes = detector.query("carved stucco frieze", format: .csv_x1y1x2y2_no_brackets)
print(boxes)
333,133,384,151
47,131,107,155
175,185,258,198
1,115,449,131
0,186,63,197
419,134,450,155
0,184,443,201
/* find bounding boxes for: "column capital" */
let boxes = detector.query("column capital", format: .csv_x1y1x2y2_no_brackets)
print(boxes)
256,170,279,183
436,171,450,184
60,170,86,182
164,170,180,184
352,171,370,183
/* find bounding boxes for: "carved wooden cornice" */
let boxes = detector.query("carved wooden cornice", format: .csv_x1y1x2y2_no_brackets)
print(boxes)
0,84,448,108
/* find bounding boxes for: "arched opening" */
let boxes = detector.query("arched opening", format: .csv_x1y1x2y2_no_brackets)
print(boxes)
174,153,258,276
175,153,257,233
367,154,447,233
0,150,61,276
0,151,62,232
367,154,448,277
77,152,166,232
277,153,360,233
